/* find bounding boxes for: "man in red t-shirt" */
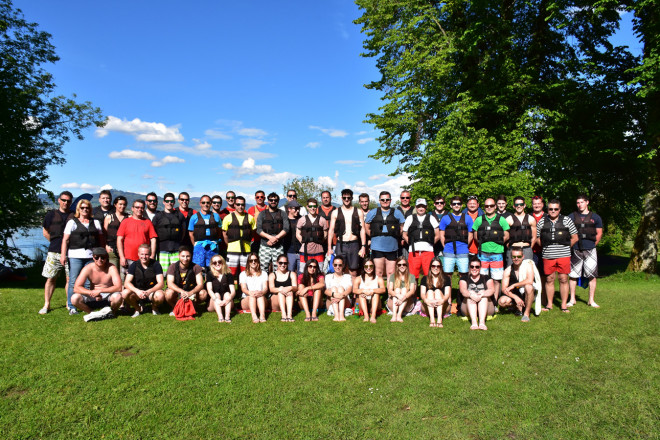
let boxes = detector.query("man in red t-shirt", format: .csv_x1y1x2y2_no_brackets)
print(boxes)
117,199,158,270
248,190,268,253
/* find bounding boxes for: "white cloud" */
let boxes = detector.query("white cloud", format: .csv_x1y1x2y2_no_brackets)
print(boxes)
318,171,340,188
305,142,321,149
192,140,213,150
222,158,273,176
142,174,154,179
238,127,268,137
357,138,375,144
60,182,101,192
96,116,184,142
99,184,113,191
309,125,349,138
241,138,268,150
334,160,366,166
369,173,388,180
151,155,185,167
108,149,156,160
354,131,368,136
226,171,299,188
150,143,276,160
204,129,232,140
351,173,414,200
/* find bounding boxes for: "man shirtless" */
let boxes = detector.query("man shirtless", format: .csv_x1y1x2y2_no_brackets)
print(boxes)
327,189,367,277
499,247,536,322
71,247,122,320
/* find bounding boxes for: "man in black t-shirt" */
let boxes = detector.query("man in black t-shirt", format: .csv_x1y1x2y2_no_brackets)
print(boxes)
122,244,165,317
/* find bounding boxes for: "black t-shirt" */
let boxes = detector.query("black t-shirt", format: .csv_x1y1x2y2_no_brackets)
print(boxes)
420,275,451,291
206,272,234,294
43,210,71,252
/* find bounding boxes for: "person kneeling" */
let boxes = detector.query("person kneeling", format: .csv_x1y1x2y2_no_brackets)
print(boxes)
206,255,236,323
459,258,495,330
71,247,122,321
164,246,208,315
498,247,535,322
122,244,165,317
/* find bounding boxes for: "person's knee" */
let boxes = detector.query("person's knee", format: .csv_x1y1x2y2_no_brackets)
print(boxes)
498,296,510,307
558,274,568,283
70,293,83,305
153,291,164,303
110,293,122,305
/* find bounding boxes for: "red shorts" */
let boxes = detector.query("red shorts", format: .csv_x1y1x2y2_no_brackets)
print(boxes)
408,251,435,278
543,257,571,275
300,254,324,265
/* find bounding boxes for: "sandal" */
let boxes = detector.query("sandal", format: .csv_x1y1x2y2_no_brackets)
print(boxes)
281,318,287,322
541,307,553,312
437,323,443,328
304,317,311,322
225,318,232,323
311,316,318,321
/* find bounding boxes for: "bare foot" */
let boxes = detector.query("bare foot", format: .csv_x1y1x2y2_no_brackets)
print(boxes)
470,324,478,330
363,318,370,322
479,324,488,330
437,322,443,328
429,322,436,327
370,317,377,323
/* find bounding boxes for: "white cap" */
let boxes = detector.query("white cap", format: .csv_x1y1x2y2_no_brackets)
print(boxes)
415,198,427,206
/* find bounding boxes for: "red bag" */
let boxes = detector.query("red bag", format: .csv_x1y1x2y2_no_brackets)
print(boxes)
173,298,196,321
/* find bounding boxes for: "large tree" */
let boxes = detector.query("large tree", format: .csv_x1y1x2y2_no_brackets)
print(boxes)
355,0,642,229
0,0,105,265
627,0,659,273
283,177,334,205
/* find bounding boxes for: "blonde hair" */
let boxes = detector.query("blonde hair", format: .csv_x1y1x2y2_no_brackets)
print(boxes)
74,200,92,218
209,255,230,277
393,257,411,288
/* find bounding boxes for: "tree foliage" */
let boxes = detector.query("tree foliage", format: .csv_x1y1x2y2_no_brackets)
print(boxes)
0,0,105,265
282,176,334,205
355,0,643,226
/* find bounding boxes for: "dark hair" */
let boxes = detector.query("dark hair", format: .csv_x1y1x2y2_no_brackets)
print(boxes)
226,190,236,197
235,196,246,203
179,191,190,198
267,192,279,201
321,190,332,197
59,191,73,200
451,196,462,204
359,193,369,200
164,192,175,200
469,256,481,266
99,189,112,198
576,193,589,202
360,258,377,283
426,257,445,289
113,195,127,206
548,198,561,207
307,197,318,205
531,195,543,202
513,196,525,204
211,194,222,202
178,245,192,254
133,199,145,207
147,192,157,199
496,194,507,202
379,191,391,198
255,190,265,196
200,194,211,201
434,195,445,202
510,246,524,255
341,188,354,197
276,254,289,264
301,260,321,286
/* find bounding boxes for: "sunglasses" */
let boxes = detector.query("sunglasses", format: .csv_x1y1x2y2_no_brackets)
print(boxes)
484,204,495,208
364,264,374,268
451,202,461,206
380,198,391,202
235,203,245,207
277,261,288,265
308,265,318,269
249,259,259,263
342,196,353,200
400,196,410,200
397,263,407,267
431,264,441,268
255,195,265,199
93,255,107,260
548,208,560,211
147,199,157,203
226,196,235,200
212,201,221,205
200,201,210,205
211,261,222,265
164,199,175,203
308,205,317,208
470,265,481,269
268,199,279,203
333,263,344,267
179,198,189,202
60,198,72,203
79,206,90,210
287,194,297,198
435,201,445,205
511,255,523,260
514,203,524,207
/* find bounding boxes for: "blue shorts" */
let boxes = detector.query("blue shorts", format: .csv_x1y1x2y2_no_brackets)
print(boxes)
443,253,469,274
192,244,217,267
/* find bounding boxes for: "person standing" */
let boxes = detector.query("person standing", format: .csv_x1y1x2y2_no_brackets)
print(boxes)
188,195,222,268
327,189,367,278
39,191,73,314
537,199,578,313
248,190,268,253
222,196,256,277
219,190,237,217
472,198,510,301
505,196,537,266
364,191,405,279
296,198,328,269
464,195,483,256
92,189,114,225
282,201,303,273
151,192,187,275
568,194,603,308
257,193,290,272
104,196,128,279
144,192,159,221
177,192,197,248
402,198,440,279
116,199,157,273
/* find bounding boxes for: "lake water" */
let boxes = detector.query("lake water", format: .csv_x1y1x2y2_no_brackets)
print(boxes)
6,228,49,264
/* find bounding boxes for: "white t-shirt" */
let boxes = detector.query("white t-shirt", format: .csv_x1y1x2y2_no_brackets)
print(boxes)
402,214,439,252
64,219,103,259
325,273,352,290
238,271,268,292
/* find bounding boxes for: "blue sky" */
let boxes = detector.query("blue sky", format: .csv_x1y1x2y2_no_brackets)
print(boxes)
14,1,641,204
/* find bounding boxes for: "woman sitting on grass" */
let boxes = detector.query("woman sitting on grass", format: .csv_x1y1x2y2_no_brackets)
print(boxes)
297,260,325,322
387,257,417,322
324,255,353,322
206,255,236,323
353,257,385,323
420,257,451,328
269,254,298,322
459,257,495,330
239,253,269,323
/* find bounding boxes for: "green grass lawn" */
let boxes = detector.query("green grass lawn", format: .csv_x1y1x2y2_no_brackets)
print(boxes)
0,263,658,439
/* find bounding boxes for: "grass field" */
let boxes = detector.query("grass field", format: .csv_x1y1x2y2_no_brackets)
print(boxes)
0,259,658,439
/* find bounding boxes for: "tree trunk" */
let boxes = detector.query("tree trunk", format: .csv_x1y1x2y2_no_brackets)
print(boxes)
627,187,659,273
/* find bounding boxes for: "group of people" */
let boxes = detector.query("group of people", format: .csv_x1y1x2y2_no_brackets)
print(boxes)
39,187,602,329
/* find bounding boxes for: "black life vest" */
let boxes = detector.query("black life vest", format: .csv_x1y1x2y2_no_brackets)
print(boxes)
68,218,99,250
509,214,532,245
370,209,400,238
572,211,597,249
106,213,123,251
540,215,571,246
173,263,198,292
319,205,336,223
432,210,447,222
155,211,184,242
477,214,505,248
300,215,324,244
283,215,302,253
193,212,220,241
226,213,252,243
47,210,68,242
408,214,435,251
262,209,284,235
133,260,159,290
397,206,413,219
334,207,361,241
93,206,114,223
444,213,469,254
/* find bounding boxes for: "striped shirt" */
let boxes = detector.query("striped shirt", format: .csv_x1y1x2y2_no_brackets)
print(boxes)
536,215,577,259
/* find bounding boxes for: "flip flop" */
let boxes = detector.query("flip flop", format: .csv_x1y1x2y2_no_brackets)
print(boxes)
311,316,318,321
561,308,570,313
541,307,553,312
588,302,600,308
304,317,311,322
437,323,443,328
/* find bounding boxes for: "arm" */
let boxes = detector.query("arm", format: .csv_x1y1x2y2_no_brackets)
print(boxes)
482,279,495,298
439,230,446,247
60,233,70,265
73,266,94,296
150,237,157,259
296,225,303,245
189,231,196,247
167,273,186,296
374,278,386,295
529,216,537,248
433,228,441,244
358,211,367,257
104,216,113,252
117,235,126,267
503,230,509,245
570,234,579,247
365,222,371,237
107,265,122,293
595,227,603,246
326,211,337,254
467,231,474,248
268,273,278,294
459,280,469,299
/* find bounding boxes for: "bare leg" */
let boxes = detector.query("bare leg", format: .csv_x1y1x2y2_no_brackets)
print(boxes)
286,294,294,320
312,290,321,319
165,288,178,308
385,260,396,279
270,295,281,313
249,296,259,322
43,275,58,310
278,293,287,320
568,278,578,305
588,278,598,307
298,295,311,318
152,291,165,312
337,297,346,321
478,297,488,329
545,272,556,309
558,273,569,310
257,296,266,321
374,257,386,278
359,296,369,322
369,295,380,323
523,285,534,317
223,293,233,320
493,279,501,302
467,299,478,328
